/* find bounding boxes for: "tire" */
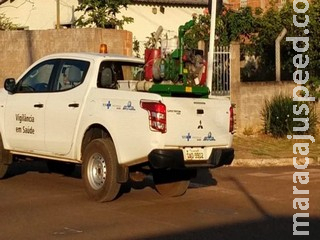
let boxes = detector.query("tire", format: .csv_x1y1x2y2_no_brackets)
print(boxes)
82,138,121,202
0,134,12,179
153,169,191,197
0,163,8,179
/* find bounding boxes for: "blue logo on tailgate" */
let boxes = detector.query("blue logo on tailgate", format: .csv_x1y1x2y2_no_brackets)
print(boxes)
182,133,192,141
203,132,215,141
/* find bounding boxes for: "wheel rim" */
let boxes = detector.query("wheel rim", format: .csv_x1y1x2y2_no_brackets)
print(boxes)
87,153,107,190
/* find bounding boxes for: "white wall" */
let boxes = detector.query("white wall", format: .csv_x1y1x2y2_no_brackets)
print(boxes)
0,0,205,54
0,0,77,29
121,5,204,52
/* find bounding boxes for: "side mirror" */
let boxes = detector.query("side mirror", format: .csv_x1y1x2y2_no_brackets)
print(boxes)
4,78,16,94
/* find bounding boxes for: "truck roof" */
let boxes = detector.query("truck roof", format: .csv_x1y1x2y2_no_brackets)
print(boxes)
42,52,144,64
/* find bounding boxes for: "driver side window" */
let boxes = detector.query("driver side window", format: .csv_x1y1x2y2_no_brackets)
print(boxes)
16,60,56,93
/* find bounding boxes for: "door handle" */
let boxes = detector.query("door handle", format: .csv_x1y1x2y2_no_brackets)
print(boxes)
197,109,204,114
34,103,44,108
68,103,79,108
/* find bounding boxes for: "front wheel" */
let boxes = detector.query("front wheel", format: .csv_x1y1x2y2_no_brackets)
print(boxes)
82,138,121,202
0,134,12,179
0,163,8,179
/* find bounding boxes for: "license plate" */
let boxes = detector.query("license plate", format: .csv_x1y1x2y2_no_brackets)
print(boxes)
183,148,205,161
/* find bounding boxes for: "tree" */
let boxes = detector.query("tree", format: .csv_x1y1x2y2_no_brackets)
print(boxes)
183,6,258,49
248,1,320,83
248,5,287,81
183,1,320,96
218,6,258,46
184,13,211,49
75,0,133,29
307,0,320,84
0,13,18,30
211,1,320,84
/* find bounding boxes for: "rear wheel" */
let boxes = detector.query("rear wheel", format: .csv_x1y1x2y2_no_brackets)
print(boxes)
153,169,191,197
82,138,121,202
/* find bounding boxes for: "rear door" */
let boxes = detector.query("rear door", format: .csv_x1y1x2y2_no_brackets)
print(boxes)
163,96,232,147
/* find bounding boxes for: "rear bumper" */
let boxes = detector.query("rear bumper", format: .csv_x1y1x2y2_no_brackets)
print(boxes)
148,148,234,169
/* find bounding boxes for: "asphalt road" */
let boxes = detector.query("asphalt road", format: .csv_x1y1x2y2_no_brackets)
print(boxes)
0,160,319,240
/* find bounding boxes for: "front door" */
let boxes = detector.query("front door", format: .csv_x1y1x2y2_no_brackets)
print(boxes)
4,60,56,153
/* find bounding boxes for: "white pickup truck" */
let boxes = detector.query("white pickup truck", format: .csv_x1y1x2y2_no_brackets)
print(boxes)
0,52,234,202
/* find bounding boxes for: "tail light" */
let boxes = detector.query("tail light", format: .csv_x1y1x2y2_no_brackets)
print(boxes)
140,100,166,133
229,105,234,133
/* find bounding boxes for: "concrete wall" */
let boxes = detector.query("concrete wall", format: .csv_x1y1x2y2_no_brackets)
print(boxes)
230,42,320,134
0,28,132,82
232,80,297,133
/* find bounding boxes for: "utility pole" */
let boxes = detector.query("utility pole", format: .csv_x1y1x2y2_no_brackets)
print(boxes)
206,0,218,92
56,0,60,29
275,28,287,81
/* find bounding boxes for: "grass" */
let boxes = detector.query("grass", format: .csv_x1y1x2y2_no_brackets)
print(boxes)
233,133,320,159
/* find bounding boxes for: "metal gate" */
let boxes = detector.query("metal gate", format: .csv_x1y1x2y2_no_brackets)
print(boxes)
211,46,230,96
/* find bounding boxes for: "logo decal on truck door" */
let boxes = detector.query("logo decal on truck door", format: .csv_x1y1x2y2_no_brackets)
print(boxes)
103,101,112,109
106,101,112,109
103,100,121,110
123,101,135,111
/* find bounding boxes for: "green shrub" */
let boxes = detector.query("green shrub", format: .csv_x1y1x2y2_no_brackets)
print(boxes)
261,94,318,137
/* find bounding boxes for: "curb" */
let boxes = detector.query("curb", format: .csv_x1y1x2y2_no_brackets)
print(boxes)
231,157,320,167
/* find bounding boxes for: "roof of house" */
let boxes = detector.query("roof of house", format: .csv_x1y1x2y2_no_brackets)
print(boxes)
131,0,209,7
0,0,209,8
